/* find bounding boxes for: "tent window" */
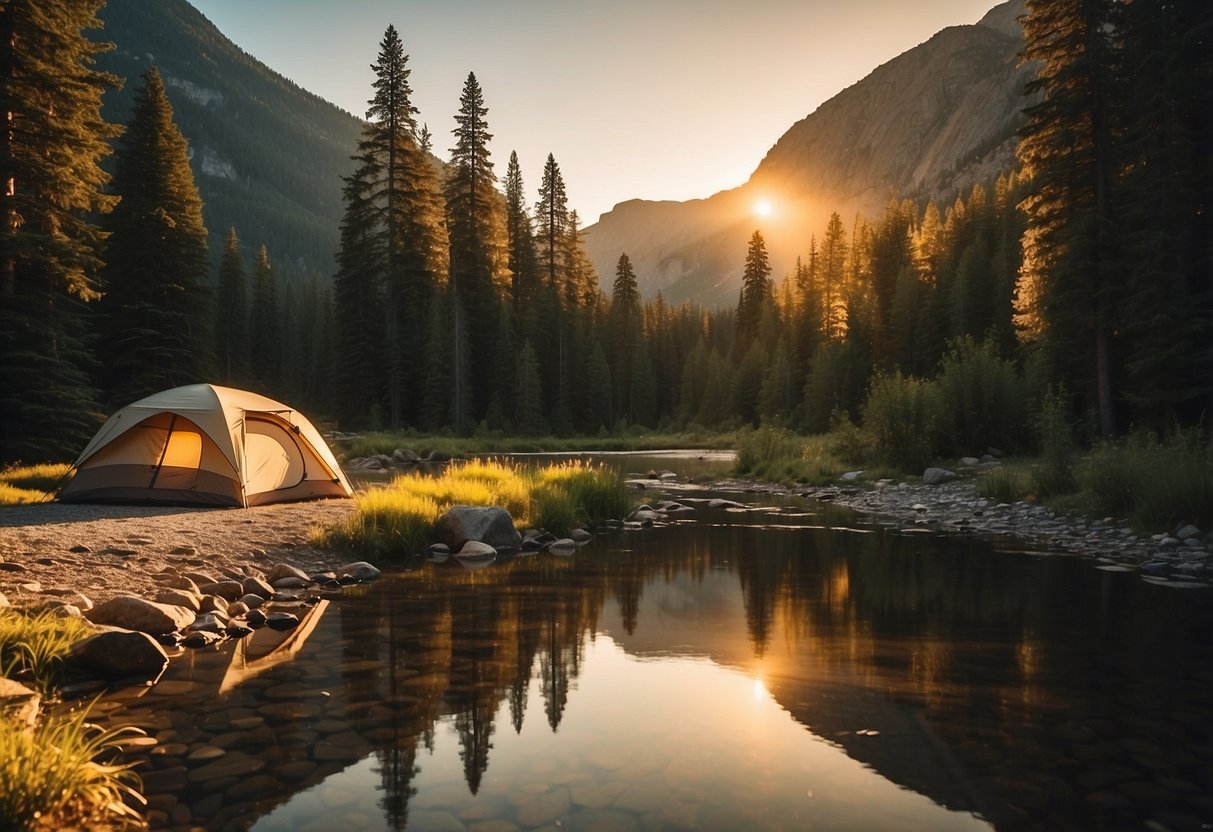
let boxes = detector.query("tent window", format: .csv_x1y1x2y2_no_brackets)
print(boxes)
162,430,202,469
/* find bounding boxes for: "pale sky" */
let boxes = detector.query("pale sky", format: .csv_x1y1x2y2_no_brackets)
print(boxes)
189,0,1002,224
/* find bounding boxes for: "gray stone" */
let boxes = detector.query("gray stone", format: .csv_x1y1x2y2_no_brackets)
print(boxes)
0,677,41,729
548,538,576,554
190,612,229,634
841,471,863,482
631,509,661,521
922,467,957,485
1175,524,1201,541
241,576,274,598
70,629,169,681
428,543,450,556
708,498,745,509
199,580,244,601
238,593,266,609
155,588,201,612
271,576,309,589
393,448,421,463
959,456,980,466
246,609,267,627
455,540,496,559
570,528,593,543
268,563,310,584
266,612,299,631
337,561,381,582
440,505,522,552
86,596,196,634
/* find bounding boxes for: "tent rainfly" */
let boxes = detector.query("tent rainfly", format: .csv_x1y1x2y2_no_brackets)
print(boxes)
59,384,353,507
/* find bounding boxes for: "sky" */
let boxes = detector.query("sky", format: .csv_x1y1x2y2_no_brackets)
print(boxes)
189,0,1002,224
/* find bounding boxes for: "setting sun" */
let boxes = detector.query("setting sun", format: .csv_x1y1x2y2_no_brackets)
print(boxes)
753,198,774,219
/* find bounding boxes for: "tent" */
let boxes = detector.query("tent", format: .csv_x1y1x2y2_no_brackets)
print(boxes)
59,384,353,507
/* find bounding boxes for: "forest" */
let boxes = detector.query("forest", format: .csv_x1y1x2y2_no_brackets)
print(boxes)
1,0,1209,472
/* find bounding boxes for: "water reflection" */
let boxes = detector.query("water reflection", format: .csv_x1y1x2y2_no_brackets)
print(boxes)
93,494,1212,831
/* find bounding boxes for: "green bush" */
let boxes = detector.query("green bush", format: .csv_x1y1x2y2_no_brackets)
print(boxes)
935,337,1026,456
1032,386,1077,496
977,465,1033,504
1079,430,1212,531
862,370,944,471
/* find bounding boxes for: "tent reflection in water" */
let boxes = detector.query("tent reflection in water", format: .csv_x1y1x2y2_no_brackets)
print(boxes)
59,384,352,507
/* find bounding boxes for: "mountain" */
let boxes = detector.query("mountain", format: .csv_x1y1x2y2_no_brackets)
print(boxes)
92,0,363,277
584,0,1032,306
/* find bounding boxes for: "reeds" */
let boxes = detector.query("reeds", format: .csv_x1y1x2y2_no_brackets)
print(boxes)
0,706,146,832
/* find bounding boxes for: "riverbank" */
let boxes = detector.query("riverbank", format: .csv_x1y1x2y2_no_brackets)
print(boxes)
705,472,1213,588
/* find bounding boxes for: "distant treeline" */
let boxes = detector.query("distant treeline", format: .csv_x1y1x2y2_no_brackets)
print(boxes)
1,0,1208,466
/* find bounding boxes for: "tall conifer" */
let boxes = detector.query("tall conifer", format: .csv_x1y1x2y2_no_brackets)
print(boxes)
97,66,212,406
0,0,117,461
249,245,281,389
735,230,772,353
214,227,249,385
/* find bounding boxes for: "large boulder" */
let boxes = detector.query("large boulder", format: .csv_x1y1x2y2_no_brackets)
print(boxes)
922,467,957,485
70,629,169,682
85,596,196,635
440,505,521,552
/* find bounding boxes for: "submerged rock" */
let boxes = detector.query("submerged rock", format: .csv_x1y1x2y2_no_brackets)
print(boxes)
70,629,169,682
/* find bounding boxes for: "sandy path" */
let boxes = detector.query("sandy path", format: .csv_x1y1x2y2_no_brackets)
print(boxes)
0,499,356,608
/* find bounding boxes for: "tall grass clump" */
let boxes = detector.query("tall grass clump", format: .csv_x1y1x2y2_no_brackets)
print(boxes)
977,465,1033,504
935,337,1026,456
1079,429,1212,531
0,609,93,693
735,426,803,475
0,463,72,506
862,370,944,471
0,707,146,832
316,459,633,560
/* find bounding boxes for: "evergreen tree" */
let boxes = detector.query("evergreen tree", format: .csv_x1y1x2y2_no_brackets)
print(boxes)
504,150,538,322
249,245,281,389
535,154,568,291
735,230,772,353
513,340,547,435
1016,0,1122,436
445,72,502,425
820,212,848,341
0,0,117,461
96,66,212,406
608,253,640,425
214,227,250,386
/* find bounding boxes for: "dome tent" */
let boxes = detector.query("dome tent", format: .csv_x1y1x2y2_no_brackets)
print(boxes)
59,384,352,507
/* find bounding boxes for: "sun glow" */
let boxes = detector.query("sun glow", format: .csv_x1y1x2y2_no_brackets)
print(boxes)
753,198,774,219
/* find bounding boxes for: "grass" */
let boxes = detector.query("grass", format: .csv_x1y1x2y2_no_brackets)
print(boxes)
976,465,1034,504
0,706,145,832
0,464,72,506
314,459,633,560
733,426,850,485
0,609,94,694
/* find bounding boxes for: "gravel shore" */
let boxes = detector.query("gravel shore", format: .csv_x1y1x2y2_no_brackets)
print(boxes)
0,499,355,609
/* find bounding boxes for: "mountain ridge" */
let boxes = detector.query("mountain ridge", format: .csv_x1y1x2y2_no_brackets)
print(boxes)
584,0,1030,306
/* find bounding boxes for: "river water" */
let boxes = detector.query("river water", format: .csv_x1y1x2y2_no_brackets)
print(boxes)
93,455,1212,831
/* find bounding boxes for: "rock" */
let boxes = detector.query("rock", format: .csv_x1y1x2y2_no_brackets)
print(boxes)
0,561,27,572
268,563,310,584
182,631,223,648
70,629,169,682
199,595,229,614
1175,524,1201,541
198,580,244,602
337,561,381,582
708,498,745,509
0,678,41,729
922,467,957,485
86,596,196,635
841,470,863,482
959,456,980,466
272,576,309,589
631,509,661,521
266,612,299,631
155,588,201,612
987,447,1004,458
238,593,266,609
659,470,678,481
182,571,218,586
168,545,197,556
393,448,421,464
440,505,522,552
455,540,497,559
226,601,250,617
912,504,928,512
190,612,229,634
0,592,8,608
241,576,274,598
548,538,576,554
157,574,201,593
429,543,450,556
246,609,267,627
68,544,91,553
1160,537,1181,549
570,528,593,544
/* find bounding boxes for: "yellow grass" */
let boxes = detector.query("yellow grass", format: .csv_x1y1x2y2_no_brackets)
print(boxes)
0,463,72,505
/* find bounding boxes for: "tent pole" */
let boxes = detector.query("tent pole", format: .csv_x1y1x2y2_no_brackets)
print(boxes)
147,414,178,489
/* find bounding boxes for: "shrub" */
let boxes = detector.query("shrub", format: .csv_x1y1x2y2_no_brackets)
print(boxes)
862,370,944,471
1079,429,1212,531
1032,386,1077,496
735,425,803,474
935,337,1026,456
0,706,145,832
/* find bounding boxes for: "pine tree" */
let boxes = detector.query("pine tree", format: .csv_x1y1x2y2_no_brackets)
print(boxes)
214,227,250,386
608,253,640,425
820,213,848,341
504,150,538,321
96,66,213,406
249,245,281,389
1016,0,1122,436
0,0,117,461
535,154,568,291
445,72,503,425
735,230,772,353
513,340,547,435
